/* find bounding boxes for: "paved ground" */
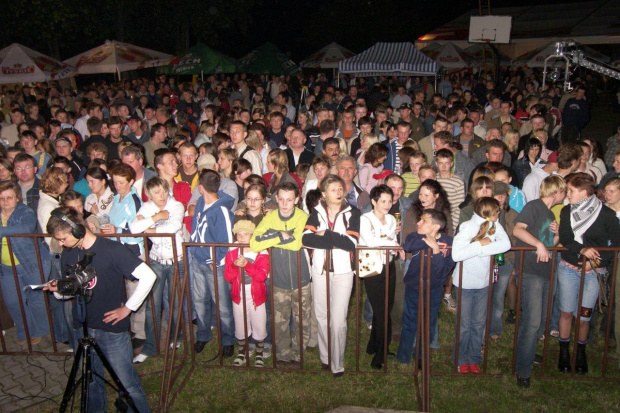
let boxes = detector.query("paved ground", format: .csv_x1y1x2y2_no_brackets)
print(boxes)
0,330,72,412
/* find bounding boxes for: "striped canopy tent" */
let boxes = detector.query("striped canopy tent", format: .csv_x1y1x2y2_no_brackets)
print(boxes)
0,43,75,84
421,42,474,69
513,42,610,68
339,42,438,77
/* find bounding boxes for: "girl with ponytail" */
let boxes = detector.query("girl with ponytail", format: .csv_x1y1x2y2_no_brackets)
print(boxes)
451,197,511,374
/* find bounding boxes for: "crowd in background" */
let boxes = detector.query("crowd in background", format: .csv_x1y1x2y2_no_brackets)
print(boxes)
0,66,619,388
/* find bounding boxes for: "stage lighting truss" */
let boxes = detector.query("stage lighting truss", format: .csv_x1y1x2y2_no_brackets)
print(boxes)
542,41,620,93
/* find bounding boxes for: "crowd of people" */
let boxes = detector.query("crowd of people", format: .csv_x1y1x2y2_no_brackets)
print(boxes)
0,67,618,400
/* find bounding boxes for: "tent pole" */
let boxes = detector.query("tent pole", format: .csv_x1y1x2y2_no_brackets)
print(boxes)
116,67,121,82
201,70,204,82
337,70,340,88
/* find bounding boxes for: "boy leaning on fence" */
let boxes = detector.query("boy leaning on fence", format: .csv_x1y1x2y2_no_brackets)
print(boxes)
250,182,311,367
396,209,454,366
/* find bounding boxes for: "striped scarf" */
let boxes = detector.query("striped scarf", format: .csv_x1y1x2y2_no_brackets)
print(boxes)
570,194,602,243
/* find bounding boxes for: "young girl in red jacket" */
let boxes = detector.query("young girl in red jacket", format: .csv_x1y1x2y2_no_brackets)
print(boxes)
224,220,270,367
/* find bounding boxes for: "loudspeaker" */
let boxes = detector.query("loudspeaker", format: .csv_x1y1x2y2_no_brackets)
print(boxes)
51,209,86,239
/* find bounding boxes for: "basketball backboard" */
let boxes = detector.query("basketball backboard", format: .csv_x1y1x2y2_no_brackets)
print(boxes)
469,16,512,44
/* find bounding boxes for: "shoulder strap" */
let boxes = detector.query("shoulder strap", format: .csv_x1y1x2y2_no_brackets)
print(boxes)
239,145,252,159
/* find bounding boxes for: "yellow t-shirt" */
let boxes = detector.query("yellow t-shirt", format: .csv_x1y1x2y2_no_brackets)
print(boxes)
1,218,19,266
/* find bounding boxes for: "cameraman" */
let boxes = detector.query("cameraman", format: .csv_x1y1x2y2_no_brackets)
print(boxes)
44,207,155,413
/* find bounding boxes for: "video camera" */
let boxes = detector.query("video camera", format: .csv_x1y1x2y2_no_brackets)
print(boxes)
57,253,97,300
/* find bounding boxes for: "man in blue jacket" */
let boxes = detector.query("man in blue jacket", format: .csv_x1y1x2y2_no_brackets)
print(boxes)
189,169,235,355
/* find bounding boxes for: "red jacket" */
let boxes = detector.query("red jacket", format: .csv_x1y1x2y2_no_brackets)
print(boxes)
224,247,269,307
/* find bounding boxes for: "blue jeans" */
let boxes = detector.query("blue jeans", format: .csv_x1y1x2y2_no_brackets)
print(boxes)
557,260,599,321
72,328,150,412
454,286,488,367
396,284,443,364
490,261,514,337
0,264,49,341
49,252,72,343
549,253,562,332
143,261,185,356
190,258,234,345
515,273,549,378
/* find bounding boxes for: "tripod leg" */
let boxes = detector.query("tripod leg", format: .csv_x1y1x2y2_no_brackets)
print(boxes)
59,344,84,413
82,344,92,413
91,341,139,412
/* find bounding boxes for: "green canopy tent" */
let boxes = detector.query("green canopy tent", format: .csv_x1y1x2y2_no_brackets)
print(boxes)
237,42,299,75
158,43,237,79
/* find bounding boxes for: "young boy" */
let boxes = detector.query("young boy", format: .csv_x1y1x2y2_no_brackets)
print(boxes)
494,165,526,213
224,220,270,368
435,148,466,230
396,209,455,365
250,182,311,366
402,151,426,198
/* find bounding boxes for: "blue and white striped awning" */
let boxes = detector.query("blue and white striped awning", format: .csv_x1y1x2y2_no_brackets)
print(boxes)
339,42,439,76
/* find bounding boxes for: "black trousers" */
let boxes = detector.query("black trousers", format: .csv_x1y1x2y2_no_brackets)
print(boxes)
364,261,396,366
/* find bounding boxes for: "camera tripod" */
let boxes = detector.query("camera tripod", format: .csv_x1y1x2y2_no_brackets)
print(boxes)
59,295,137,413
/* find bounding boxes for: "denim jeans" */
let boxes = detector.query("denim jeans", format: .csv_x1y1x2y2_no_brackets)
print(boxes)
396,285,443,364
190,258,235,345
549,253,562,332
49,252,72,343
454,286,488,367
490,261,514,337
142,261,185,356
0,264,49,341
515,273,549,378
557,260,599,321
72,327,150,413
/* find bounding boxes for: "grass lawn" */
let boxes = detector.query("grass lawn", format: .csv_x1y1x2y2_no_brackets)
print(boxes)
28,283,620,412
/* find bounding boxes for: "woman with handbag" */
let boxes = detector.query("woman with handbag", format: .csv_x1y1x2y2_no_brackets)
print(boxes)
303,175,360,377
359,184,405,370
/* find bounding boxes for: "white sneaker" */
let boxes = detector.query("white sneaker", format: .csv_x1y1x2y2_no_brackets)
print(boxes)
133,353,148,364
443,295,457,313
169,340,182,349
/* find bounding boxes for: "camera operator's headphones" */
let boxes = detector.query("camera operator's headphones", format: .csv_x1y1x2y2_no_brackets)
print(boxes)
51,209,86,239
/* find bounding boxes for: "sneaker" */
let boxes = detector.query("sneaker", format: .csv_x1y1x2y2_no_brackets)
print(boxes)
533,354,543,364
366,322,372,330
516,376,530,388
133,354,148,364
194,340,208,354
132,338,145,350
458,364,470,374
550,330,559,338
222,345,235,358
469,364,481,374
255,355,264,368
506,309,516,325
233,354,247,366
443,295,457,313
169,340,182,349
262,347,272,359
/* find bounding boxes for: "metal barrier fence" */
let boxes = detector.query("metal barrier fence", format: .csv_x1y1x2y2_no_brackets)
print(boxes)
2,235,619,412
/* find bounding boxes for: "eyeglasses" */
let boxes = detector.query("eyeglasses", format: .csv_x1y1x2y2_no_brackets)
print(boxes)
14,166,33,172
0,196,16,202
245,197,263,203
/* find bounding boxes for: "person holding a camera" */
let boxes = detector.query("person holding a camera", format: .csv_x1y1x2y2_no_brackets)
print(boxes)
44,206,155,413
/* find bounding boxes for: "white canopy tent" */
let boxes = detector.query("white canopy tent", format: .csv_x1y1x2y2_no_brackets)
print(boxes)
339,42,439,76
65,40,172,78
0,43,75,84
421,42,473,69
513,42,610,67
300,42,355,78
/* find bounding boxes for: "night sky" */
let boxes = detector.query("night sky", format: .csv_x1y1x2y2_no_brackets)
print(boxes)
0,0,595,62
